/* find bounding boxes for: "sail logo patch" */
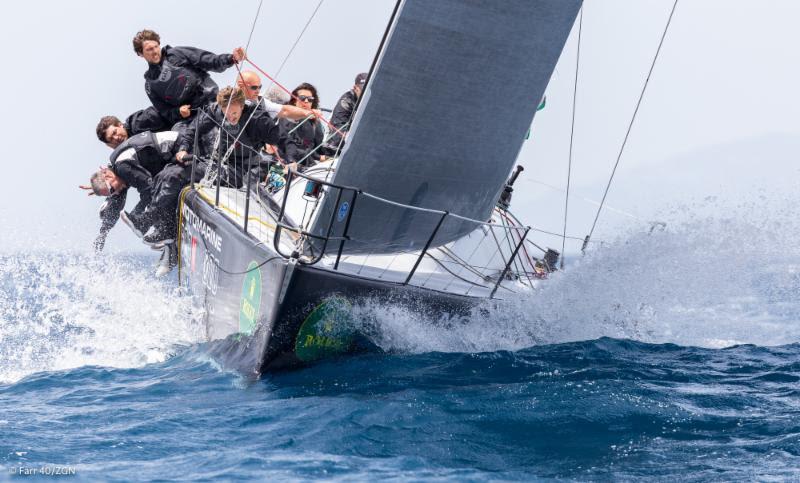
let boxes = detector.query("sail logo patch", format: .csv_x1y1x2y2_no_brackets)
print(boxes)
337,202,349,222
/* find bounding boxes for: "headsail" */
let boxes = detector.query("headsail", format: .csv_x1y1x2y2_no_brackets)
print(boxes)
311,0,582,254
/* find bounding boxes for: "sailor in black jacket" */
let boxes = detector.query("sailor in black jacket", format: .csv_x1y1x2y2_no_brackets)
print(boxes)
95,109,170,149
326,72,366,155
83,131,181,251
133,29,245,127
277,116,324,166
277,83,325,168
175,86,281,188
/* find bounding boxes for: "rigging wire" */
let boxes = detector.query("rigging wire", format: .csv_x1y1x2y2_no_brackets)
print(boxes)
226,0,333,156
525,178,646,222
583,0,680,252
244,0,265,53
218,0,265,153
272,0,325,82
245,58,345,138
561,6,583,269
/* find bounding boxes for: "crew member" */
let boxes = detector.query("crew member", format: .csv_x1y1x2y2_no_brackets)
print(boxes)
176,86,281,189
236,70,321,122
95,110,169,149
133,29,245,127
326,72,366,155
277,83,325,169
81,131,185,251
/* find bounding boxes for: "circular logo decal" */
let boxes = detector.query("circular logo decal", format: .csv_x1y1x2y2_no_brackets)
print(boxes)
295,297,355,362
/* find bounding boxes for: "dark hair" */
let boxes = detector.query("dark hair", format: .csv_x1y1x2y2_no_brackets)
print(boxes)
290,83,319,109
133,29,160,55
96,116,122,143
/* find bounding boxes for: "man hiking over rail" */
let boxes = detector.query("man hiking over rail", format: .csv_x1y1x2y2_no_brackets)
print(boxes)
81,131,192,261
133,29,245,129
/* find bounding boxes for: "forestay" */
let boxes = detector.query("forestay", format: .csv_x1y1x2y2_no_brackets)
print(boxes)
310,0,582,254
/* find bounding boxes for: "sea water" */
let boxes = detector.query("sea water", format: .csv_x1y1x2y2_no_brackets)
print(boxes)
1,201,799,480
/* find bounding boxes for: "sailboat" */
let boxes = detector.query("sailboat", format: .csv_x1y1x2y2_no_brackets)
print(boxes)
177,0,583,375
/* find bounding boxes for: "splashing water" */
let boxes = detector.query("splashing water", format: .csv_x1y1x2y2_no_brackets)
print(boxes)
0,253,204,384
353,197,800,353
2,196,798,481
1,196,797,382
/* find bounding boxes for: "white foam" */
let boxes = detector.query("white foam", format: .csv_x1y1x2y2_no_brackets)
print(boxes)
0,253,205,384
352,194,800,353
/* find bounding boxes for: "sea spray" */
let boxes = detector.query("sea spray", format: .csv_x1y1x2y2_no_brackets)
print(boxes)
350,196,800,353
0,253,204,384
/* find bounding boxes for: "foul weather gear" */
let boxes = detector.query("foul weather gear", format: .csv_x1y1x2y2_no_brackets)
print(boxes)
144,45,236,125
124,106,171,137
94,131,180,251
177,103,281,187
277,117,324,167
326,89,357,153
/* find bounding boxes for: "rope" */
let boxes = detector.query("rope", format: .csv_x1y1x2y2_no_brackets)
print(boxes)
584,0,680,249
244,0,264,53
497,210,536,286
425,252,493,289
245,58,345,138
225,0,266,155
229,0,264,97
531,225,602,243
272,0,325,81
526,178,646,222
562,6,583,269
222,0,323,164
194,105,266,189
177,186,280,281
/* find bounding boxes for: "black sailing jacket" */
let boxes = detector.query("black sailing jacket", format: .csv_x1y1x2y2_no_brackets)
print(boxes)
95,132,179,251
144,45,235,125
277,117,324,166
177,103,281,163
326,89,357,150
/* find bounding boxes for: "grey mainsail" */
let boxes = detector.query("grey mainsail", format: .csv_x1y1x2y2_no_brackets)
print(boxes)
311,0,582,254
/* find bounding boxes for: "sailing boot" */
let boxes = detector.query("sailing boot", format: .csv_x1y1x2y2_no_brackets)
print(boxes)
142,222,175,249
155,243,175,277
120,210,152,239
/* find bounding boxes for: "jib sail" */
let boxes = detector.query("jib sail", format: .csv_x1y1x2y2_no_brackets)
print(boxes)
311,0,582,254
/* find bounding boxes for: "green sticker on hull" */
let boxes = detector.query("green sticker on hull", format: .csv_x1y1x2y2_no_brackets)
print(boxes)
295,297,355,362
239,262,262,336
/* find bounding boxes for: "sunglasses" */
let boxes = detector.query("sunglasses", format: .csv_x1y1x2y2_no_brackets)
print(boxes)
106,181,116,196
297,95,315,102
248,85,262,91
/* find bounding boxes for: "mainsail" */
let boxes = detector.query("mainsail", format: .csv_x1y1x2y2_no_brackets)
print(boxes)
311,0,582,254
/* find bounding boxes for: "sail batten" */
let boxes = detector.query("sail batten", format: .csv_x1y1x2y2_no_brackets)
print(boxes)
312,0,583,254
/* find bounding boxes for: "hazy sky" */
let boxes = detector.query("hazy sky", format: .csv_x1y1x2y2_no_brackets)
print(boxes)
0,0,796,253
